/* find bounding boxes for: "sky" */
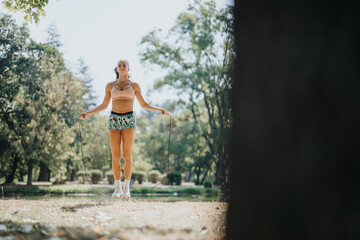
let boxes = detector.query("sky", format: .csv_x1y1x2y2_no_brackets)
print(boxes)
1,0,233,115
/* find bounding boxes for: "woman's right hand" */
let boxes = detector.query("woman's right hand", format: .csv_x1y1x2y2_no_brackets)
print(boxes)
78,113,87,119
160,109,170,117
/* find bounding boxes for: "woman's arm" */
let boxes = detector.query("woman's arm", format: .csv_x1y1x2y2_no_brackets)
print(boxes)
79,82,112,119
133,82,169,116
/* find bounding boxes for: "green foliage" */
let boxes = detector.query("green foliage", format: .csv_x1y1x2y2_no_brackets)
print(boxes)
164,172,182,185
203,180,213,189
148,170,162,183
2,0,50,24
105,171,114,184
89,169,102,184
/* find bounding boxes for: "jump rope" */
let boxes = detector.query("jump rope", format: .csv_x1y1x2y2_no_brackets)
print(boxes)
76,111,171,196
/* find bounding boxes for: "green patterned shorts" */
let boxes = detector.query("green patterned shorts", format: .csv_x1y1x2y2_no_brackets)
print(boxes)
108,111,136,132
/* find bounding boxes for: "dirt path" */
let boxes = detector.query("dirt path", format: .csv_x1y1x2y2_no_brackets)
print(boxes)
0,199,227,239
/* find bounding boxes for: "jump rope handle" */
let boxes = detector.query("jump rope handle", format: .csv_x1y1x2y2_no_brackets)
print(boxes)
162,110,172,117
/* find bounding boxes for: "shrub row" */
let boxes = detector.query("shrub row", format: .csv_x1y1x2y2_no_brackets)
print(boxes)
76,170,215,187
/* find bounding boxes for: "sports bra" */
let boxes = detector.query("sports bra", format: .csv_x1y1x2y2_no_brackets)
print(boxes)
111,81,135,100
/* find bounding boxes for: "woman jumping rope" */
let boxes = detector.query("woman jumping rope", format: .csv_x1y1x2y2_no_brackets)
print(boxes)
79,59,169,198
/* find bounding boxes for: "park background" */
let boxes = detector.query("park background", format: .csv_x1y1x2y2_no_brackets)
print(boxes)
0,0,234,191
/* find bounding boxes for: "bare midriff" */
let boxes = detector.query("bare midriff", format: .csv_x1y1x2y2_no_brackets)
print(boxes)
111,98,134,113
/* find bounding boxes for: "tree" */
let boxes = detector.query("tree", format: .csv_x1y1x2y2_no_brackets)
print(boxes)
139,0,234,186
76,58,97,110
46,22,63,49
17,53,80,185
0,13,30,183
1,0,50,24
22,38,68,183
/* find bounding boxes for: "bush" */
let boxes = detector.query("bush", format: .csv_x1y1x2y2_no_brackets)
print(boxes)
89,169,102,184
165,172,182,185
106,171,114,184
132,172,138,182
203,181,213,189
51,175,67,184
76,170,91,184
138,171,146,184
160,175,170,185
148,170,161,183
132,171,146,184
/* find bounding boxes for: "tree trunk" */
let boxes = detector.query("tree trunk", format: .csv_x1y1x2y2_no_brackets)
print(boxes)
5,155,20,184
27,161,33,186
200,169,209,185
187,167,193,182
226,0,359,239
38,161,51,181
195,168,201,185
214,147,225,186
66,160,70,181
70,169,75,181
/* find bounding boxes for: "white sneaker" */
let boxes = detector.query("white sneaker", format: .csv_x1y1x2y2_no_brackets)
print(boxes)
122,179,131,198
122,191,131,198
112,186,123,198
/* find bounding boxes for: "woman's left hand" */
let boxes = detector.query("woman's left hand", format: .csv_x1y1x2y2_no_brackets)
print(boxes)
160,109,170,117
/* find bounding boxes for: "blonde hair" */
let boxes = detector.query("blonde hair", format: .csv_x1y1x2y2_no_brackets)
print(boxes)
114,59,131,80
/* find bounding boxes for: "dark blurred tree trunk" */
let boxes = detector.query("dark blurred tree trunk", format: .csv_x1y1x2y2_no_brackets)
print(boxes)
65,158,71,181
38,162,51,181
226,0,359,239
186,166,192,182
27,162,33,186
200,169,208,185
214,150,225,186
5,155,20,184
195,167,200,185
70,169,75,181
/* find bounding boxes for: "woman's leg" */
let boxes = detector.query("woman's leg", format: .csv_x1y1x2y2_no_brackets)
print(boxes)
108,129,122,180
122,128,135,197
122,128,136,180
